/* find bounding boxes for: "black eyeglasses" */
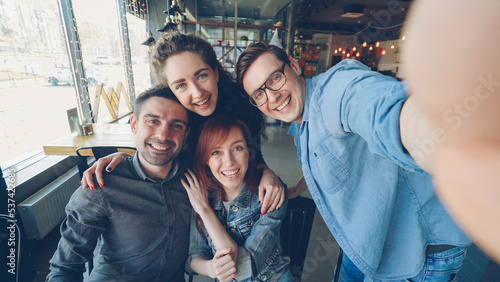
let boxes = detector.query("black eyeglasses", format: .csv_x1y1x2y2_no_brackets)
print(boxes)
249,63,287,107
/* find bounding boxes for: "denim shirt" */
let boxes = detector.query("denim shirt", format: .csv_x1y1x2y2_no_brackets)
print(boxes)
288,59,470,280
187,183,290,282
47,154,192,282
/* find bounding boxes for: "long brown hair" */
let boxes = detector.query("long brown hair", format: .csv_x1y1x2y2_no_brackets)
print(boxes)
193,116,261,235
150,32,266,158
151,31,222,87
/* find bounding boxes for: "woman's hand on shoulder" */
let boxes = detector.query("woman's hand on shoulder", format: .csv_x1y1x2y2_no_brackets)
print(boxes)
81,152,129,190
210,247,237,282
181,169,211,214
258,166,285,215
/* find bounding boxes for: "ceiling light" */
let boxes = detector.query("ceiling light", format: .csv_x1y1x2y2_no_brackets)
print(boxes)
341,4,365,18
157,17,177,32
141,31,155,46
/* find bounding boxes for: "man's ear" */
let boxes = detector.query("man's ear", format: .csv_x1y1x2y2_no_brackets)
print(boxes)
130,114,138,133
289,56,302,76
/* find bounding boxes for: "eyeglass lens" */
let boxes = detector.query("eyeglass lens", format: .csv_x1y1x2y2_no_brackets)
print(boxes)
251,67,286,106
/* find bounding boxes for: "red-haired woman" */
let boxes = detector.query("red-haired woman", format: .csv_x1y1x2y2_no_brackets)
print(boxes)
182,116,292,282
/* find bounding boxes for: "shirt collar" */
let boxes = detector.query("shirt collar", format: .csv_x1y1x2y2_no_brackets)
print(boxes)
132,152,179,182
301,77,313,123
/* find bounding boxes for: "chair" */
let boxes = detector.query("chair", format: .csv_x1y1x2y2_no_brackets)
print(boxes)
75,146,136,178
280,196,316,280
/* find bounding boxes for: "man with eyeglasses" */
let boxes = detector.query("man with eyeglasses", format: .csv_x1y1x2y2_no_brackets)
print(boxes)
236,42,471,281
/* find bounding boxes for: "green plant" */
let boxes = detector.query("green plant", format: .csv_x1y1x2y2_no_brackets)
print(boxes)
240,36,249,41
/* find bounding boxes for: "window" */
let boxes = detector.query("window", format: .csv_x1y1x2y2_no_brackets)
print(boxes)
0,0,149,164
0,0,76,163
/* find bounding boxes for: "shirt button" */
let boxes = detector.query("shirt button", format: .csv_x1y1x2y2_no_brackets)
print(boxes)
314,153,317,157
261,275,267,281
232,206,239,212
231,228,237,233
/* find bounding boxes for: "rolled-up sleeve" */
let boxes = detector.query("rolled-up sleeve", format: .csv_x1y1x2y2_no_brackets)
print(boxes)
46,188,108,281
320,60,424,173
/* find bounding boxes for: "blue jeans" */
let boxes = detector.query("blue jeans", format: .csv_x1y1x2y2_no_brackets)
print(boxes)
337,247,467,281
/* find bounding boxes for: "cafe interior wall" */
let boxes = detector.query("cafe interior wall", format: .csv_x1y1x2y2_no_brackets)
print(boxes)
377,39,404,78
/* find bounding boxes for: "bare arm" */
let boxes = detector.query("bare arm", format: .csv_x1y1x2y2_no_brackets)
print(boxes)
399,95,435,174
288,176,308,199
404,0,500,262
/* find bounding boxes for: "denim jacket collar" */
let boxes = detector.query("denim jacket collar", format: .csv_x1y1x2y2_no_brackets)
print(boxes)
213,182,252,211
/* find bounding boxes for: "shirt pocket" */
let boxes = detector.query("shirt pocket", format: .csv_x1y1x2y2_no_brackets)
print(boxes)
309,143,350,194
233,212,260,239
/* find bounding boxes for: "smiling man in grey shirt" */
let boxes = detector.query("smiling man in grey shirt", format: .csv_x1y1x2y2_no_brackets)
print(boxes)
47,86,192,281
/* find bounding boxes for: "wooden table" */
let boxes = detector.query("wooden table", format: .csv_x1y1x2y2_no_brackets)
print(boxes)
43,123,136,156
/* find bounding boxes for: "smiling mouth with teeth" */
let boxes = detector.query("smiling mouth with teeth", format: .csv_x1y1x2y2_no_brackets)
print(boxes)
221,169,240,177
276,96,291,111
195,96,210,106
150,144,170,151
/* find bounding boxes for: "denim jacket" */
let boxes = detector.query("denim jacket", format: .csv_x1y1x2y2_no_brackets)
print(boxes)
187,183,290,281
288,59,470,280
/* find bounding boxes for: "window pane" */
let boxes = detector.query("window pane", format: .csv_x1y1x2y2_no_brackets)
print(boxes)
126,13,151,95
0,0,146,164
72,0,130,122
0,0,76,163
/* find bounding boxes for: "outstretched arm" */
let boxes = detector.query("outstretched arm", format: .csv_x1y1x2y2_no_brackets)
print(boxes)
399,95,435,174
404,0,500,262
